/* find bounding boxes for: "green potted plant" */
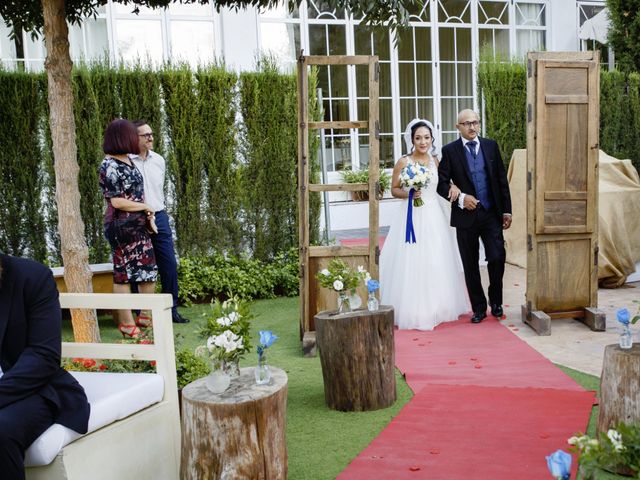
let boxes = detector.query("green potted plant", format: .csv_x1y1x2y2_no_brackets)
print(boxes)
340,168,391,202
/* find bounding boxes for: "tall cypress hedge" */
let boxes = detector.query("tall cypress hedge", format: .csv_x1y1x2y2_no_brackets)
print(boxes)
0,70,47,261
161,64,206,255
240,60,317,261
73,64,110,263
196,65,244,254
477,58,527,166
1,62,322,263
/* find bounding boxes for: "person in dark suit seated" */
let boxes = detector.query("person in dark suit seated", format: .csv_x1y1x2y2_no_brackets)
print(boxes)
0,254,90,480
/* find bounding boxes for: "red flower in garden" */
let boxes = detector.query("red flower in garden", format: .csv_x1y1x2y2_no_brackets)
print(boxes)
99,364,108,371
83,359,96,369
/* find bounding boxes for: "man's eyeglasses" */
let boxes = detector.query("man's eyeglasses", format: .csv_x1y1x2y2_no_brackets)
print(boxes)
459,121,480,128
139,133,153,139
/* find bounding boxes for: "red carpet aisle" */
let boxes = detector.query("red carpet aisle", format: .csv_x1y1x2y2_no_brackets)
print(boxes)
337,318,596,480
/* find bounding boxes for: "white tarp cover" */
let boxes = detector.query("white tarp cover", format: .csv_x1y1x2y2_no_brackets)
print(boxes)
578,8,611,44
504,149,640,288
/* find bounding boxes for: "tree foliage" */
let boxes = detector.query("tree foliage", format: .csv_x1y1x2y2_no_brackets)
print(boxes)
1,0,415,37
606,0,640,73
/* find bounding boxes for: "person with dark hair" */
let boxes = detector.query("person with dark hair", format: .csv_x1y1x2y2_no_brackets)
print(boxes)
437,109,512,324
98,118,158,337
0,254,90,480
380,118,470,330
130,120,189,324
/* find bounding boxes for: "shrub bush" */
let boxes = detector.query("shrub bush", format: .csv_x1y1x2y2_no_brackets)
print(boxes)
177,248,299,305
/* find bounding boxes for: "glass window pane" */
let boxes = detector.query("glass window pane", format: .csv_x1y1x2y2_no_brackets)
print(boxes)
398,63,416,97
380,99,392,132
414,27,432,61
441,98,459,134
380,62,391,97
416,98,434,124
440,63,456,96
516,29,545,56
479,28,510,58
397,29,415,61
516,3,545,26
439,28,455,61
260,22,300,70
438,0,471,23
309,25,345,55
84,18,109,60
68,23,83,59
170,21,214,66
307,0,344,19
407,1,431,21
24,34,45,61
168,3,213,16
456,28,472,61
416,63,433,96
354,25,390,60
479,1,509,24
400,98,418,128
116,20,163,64
457,63,472,96
0,22,16,59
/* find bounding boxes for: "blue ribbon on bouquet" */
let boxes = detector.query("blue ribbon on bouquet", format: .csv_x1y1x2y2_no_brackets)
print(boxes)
405,189,416,243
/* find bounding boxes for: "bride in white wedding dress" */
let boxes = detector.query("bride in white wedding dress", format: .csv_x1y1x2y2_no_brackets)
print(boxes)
380,119,470,330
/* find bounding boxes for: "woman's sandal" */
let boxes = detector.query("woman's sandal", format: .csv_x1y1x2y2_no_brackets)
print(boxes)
118,323,142,339
135,312,152,328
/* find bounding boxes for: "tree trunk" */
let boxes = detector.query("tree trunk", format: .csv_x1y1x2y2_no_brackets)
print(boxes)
181,367,288,480
314,306,396,411
597,344,640,433
41,0,99,343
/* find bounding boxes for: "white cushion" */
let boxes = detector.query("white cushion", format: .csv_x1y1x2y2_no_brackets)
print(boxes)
25,371,164,467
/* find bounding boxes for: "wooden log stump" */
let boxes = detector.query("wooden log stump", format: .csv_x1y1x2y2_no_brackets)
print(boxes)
597,344,640,434
314,306,396,411
181,367,288,480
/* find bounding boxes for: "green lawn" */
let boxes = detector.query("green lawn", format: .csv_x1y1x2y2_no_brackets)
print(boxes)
62,299,624,480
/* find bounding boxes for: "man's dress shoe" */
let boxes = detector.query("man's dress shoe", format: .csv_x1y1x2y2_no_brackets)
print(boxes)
490,304,503,317
471,312,487,324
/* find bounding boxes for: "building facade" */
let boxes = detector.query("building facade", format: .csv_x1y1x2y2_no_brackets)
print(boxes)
0,0,607,230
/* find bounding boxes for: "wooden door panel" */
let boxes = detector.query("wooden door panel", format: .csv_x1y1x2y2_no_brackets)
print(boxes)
535,238,591,311
545,67,588,95
536,60,596,235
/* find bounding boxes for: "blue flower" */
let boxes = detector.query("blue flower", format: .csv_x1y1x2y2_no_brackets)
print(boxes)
546,449,571,479
617,308,630,326
367,279,380,293
258,330,278,348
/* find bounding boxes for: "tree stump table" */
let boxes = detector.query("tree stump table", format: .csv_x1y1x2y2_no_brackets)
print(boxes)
181,367,288,480
314,306,396,411
597,344,640,433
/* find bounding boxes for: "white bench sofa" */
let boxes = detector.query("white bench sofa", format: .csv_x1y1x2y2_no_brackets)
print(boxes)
25,293,181,480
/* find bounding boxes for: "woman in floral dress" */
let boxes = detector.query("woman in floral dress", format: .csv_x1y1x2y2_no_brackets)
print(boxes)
98,119,157,338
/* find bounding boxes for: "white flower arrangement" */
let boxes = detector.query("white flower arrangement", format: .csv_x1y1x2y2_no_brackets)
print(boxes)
316,258,369,293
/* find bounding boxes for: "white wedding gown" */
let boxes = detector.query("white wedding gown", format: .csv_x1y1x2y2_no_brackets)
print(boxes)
380,157,470,330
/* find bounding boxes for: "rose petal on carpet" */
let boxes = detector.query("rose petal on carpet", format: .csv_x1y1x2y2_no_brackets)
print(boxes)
337,384,594,480
336,316,595,479
394,317,586,393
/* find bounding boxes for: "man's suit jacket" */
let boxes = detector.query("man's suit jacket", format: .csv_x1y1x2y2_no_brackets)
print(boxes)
0,254,89,434
437,137,512,229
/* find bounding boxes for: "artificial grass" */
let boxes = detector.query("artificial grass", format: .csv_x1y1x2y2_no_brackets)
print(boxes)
62,297,414,480
62,300,625,479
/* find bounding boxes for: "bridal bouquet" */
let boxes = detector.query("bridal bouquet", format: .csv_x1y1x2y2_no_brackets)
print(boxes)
399,162,433,207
